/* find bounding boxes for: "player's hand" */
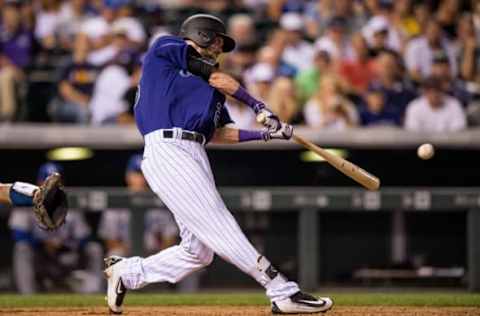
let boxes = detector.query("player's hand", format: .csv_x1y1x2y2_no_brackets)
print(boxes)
209,72,240,95
262,122,293,141
256,108,281,132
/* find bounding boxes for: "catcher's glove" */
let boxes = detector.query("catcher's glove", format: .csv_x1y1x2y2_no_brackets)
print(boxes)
33,173,68,231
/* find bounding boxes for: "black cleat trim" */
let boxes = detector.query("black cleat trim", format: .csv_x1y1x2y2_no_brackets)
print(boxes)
115,278,127,308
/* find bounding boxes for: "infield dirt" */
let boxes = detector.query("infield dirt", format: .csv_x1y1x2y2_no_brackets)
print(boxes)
0,306,479,316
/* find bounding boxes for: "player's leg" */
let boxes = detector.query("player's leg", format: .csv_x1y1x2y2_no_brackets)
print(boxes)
105,218,214,313
148,140,332,313
0,182,38,206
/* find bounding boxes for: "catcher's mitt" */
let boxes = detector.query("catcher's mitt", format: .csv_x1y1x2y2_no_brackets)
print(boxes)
32,173,68,231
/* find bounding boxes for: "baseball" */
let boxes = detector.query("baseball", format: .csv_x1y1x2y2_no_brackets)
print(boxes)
256,112,267,124
417,143,435,160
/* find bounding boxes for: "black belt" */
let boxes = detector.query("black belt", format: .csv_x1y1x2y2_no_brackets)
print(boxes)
161,130,206,145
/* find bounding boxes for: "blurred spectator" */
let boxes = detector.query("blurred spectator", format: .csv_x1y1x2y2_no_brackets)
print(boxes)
295,49,332,106
368,50,416,116
430,50,471,107
315,16,354,63
359,86,401,126
111,0,146,49
405,76,466,132
56,0,91,50
77,0,118,66
34,0,63,50
364,0,381,16
19,0,36,32
89,49,141,124
245,62,275,102
0,1,35,121
473,0,480,39
338,32,376,94
304,74,358,129
9,162,103,294
228,14,256,47
412,1,432,34
436,0,461,39
304,0,335,38
257,44,296,78
304,0,364,38
48,38,99,123
457,13,480,87
35,0,91,51
391,0,421,41
267,0,306,21
267,77,301,123
362,15,401,56
77,0,145,67
221,43,257,80
99,206,131,257
404,20,457,82
279,12,315,72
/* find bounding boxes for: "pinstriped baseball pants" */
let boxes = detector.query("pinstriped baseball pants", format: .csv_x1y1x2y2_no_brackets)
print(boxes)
118,129,299,302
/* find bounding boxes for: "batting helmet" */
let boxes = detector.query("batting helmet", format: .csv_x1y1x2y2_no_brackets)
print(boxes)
180,14,236,53
37,162,63,184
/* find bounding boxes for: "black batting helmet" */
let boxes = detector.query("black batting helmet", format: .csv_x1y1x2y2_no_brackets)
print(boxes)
180,14,236,53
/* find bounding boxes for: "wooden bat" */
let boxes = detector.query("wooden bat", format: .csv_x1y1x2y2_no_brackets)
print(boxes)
292,134,380,191
257,112,380,190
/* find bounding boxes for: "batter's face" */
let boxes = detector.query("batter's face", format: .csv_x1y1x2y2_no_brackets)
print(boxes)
189,36,224,61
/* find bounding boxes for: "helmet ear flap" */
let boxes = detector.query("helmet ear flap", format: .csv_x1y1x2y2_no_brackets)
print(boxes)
195,29,216,48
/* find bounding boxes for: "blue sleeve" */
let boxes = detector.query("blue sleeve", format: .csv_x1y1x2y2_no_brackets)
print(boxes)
153,36,189,70
219,105,234,127
11,229,37,245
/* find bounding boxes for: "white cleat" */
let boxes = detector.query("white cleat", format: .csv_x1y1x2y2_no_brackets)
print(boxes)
104,256,127,315
272,292,333,314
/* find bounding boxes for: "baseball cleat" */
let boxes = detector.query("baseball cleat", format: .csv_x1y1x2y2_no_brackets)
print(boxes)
272,291,333,314
104,256,127,315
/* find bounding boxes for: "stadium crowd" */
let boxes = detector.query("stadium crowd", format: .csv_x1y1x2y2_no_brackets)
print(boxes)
1,0,480,131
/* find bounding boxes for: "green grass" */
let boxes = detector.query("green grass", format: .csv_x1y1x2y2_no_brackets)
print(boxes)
0,292,479,308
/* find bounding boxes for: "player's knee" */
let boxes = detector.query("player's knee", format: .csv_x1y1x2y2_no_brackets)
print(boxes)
183,246,213,267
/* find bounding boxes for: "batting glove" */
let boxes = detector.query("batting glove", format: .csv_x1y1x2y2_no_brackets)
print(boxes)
256,108,281,133
262,122,293,141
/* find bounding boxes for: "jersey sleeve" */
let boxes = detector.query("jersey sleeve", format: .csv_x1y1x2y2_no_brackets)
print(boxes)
153,36,189,70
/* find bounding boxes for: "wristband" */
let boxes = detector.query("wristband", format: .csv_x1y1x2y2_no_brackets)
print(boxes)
239,130,265,142
10,182,37,206
232,86,265,113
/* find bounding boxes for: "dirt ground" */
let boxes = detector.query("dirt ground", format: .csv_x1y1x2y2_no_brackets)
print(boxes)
0,306,479,316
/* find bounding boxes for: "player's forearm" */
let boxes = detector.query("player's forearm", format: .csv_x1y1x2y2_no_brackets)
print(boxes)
231,86,266,113
208,73,265,113
211,127,266,144
0,184,11,205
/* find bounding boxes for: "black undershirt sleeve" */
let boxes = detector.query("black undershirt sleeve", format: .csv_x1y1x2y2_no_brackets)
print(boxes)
186,45,218,81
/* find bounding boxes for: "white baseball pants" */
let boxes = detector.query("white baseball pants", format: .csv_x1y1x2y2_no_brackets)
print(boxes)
118,129,299,301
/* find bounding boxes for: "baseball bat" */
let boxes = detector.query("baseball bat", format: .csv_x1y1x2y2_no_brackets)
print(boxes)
292,134,380,191
257,113,380,190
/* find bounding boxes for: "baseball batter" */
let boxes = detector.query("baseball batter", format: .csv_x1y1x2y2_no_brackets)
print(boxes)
105,14,333,314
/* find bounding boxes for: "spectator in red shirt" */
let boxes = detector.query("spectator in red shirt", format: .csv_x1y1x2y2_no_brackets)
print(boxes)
338,32,376,95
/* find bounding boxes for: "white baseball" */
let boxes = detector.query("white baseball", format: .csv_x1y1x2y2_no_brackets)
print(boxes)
256,112,267,124
417,143,435,160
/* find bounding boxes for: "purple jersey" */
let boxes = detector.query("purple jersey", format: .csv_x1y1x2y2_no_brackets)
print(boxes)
0,27,34,67
134,35,232,143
